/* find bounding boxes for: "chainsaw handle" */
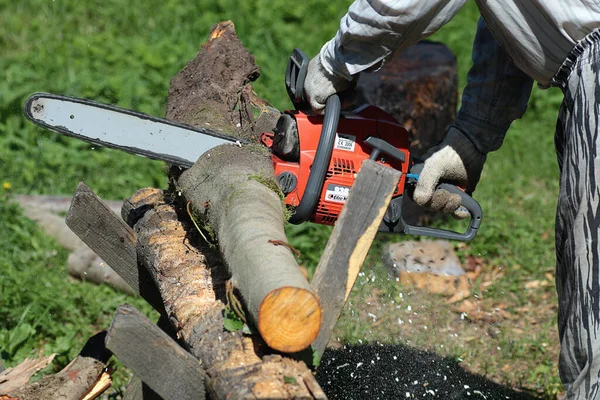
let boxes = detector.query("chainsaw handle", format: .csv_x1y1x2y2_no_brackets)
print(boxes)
288,94,341,223
286,48,342,223
285,48,310,111
403,182,482,241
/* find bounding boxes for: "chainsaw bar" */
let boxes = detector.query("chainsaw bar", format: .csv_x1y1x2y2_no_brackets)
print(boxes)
24,93,244,168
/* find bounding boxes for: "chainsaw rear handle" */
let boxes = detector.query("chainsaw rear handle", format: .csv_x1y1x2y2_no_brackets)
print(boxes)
403,182,482,241
402,162,483,241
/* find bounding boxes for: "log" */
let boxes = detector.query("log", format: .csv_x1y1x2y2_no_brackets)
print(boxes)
178,146,321,353
170,21,319,353
5,332,111,400
66,183,164,312
128,190,325,399
106,305,206,400
310,161,401,364
117,20,325,399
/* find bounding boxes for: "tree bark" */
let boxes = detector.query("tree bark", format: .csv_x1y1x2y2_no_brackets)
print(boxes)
168,21,320,354
4,332,111,400
178,145,321,353
128,188,325,399
124,21,326,399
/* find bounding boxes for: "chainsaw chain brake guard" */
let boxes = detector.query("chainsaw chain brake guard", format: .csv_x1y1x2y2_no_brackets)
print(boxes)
285,48,310,111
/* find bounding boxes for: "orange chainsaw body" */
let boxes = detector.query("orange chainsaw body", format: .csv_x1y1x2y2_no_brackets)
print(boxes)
262,105,410,226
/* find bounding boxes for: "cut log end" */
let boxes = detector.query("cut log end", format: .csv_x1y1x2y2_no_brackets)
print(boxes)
258,287,321,353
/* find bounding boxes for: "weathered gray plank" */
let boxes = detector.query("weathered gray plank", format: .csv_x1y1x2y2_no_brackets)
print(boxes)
106,305,206,400
65,182,163,311
121,315,177,400
310,160,401,363
123,376,164,400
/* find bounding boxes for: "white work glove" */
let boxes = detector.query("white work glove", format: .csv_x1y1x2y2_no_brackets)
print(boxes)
413,127,486,219
304,55,357,113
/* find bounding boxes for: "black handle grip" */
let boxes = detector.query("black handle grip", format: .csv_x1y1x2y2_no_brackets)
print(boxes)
288,95,341,223
401,163,483,241
285,48,310,111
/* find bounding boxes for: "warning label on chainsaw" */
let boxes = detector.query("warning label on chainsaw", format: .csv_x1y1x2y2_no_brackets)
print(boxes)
325,184,350,203
334,133,356,152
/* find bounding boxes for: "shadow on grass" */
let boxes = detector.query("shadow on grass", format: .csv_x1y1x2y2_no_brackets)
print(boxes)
315,344,541,400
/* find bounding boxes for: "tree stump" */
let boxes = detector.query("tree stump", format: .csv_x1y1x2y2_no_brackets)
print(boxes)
357,41,458,159
357,41,458,224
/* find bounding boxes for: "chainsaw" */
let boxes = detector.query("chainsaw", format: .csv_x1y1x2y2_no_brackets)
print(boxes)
23,48,482,241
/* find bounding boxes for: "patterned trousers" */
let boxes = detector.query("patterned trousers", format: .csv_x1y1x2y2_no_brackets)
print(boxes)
553,29,600,399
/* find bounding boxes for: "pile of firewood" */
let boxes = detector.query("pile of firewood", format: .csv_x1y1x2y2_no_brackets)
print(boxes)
0,21,457,400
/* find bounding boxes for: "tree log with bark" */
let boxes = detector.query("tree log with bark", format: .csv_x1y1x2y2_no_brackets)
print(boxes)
0,333,112,400
167,20,320,354
120,21,325,398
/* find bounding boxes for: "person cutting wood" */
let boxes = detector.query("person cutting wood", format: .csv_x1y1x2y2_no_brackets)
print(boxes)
304,1,600,398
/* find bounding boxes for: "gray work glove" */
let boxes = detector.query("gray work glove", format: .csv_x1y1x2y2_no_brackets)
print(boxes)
304,55,357,113
413,127,486,219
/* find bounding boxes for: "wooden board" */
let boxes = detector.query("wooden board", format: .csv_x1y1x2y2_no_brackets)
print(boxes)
106,305,206,400
310,160,401,363
65,182,163,312
122,377,164,400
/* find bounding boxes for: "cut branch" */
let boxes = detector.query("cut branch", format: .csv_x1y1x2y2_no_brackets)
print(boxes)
128,189,325,399
178,145,321,353
4,332,111,400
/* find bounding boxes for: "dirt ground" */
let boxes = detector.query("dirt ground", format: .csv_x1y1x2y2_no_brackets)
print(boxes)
313,260,560,399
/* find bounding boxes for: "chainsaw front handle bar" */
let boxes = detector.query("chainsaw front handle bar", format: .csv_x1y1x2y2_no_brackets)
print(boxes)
285,48,342,224
288,94,341,223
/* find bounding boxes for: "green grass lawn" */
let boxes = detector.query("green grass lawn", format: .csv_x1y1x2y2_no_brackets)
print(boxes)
1,0,564,397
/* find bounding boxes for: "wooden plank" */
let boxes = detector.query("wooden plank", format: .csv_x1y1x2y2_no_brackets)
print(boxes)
106,305,206,400
123,376,164,400
310,160,401,363
65,182,163,312
121,314,179,400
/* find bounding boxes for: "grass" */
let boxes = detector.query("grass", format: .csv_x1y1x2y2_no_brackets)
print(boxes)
0,0,564,397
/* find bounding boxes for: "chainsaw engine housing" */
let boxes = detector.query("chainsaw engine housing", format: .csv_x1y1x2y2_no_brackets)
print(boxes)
263,105,410,226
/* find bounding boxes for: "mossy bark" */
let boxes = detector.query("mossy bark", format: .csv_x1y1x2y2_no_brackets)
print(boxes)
124,20,326,399
178,144,321,353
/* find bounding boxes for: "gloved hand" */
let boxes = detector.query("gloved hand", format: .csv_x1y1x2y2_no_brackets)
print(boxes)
304,55,357,113
413,127,486,219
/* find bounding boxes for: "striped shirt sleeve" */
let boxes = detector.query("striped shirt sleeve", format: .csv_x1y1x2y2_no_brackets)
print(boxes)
455,18,534,154
320,0,468,79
